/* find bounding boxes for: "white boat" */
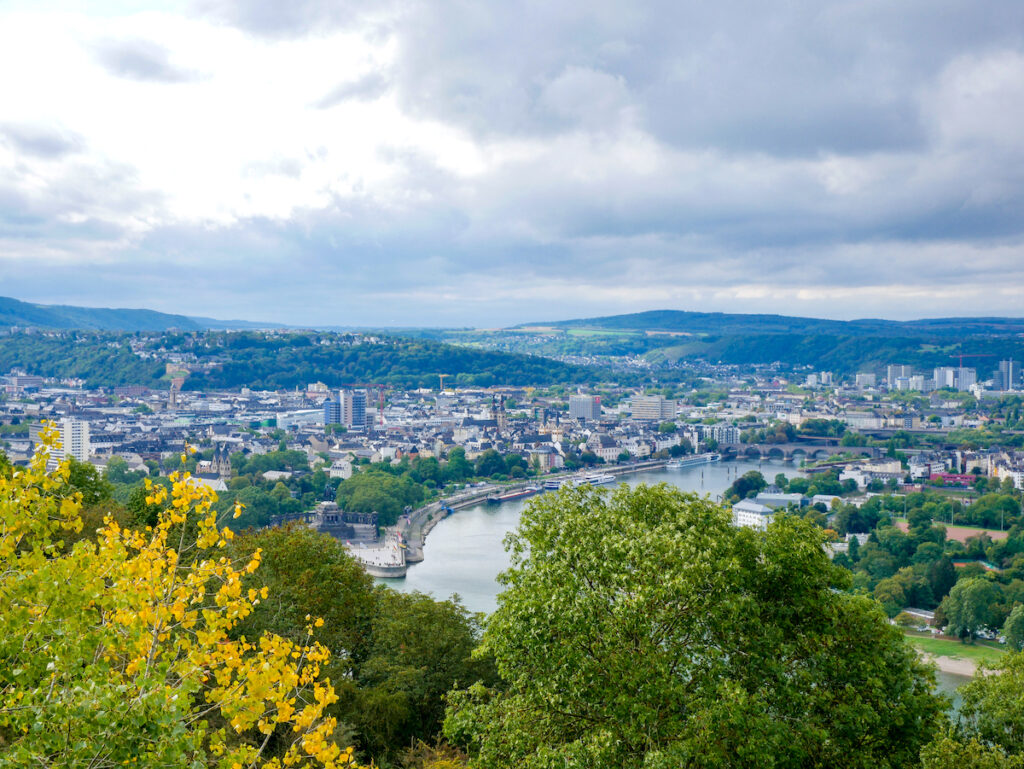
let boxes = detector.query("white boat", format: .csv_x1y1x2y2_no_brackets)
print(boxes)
574,472,616,486
666,453,722,469
543,478,565,490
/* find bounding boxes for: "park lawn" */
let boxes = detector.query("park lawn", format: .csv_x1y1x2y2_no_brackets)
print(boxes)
904,632,1007,665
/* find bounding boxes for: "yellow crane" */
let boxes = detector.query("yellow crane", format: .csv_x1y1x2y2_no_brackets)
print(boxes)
438,374,450,392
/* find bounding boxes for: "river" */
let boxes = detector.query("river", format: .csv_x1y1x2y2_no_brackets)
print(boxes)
379,459,800,613
378,457,971,705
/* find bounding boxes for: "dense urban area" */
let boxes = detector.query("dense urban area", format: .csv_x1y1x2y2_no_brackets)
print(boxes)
6,321,1024,766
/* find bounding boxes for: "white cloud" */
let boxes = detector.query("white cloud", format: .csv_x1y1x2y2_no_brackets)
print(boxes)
0,1,1023,325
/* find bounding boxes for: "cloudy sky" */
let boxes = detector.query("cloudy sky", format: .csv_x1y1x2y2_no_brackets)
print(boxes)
1,1,1023,327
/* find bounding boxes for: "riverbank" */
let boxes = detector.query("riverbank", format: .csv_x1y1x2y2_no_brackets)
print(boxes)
379,459,806,612
905,632,1006,677
393,459,676,569
922,654,979,677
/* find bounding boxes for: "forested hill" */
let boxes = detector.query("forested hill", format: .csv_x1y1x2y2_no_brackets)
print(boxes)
0,296,278,332
526,309,1024,338
0,330,601,390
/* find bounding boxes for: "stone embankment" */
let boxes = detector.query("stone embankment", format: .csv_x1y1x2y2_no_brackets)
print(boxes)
393,459,671,568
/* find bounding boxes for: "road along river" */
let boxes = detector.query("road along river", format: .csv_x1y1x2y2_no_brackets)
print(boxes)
377,458,972,705
379,459,801,613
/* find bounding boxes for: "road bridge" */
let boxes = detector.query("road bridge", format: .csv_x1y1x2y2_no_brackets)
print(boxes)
721,443,881,462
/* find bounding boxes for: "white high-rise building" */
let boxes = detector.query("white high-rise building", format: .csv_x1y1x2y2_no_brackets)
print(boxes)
887,365,913,388
855,373,877,388
53,418,90,464
340,389,368,429
933,367,976,391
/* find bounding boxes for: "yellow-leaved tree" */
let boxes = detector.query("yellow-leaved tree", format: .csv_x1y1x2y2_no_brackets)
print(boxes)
0,425,362,767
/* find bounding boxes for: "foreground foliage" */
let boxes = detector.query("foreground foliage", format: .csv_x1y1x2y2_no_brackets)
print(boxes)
446,484,946,768
0,429,359,767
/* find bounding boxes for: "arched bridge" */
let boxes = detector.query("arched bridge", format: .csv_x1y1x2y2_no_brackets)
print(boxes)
720,443,880,462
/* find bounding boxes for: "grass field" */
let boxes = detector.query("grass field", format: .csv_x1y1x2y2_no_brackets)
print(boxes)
894,519,1009,543
565,327,638,338
904,632,1006,665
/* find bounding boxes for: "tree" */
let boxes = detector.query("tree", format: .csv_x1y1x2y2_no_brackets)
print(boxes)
445,484,945,768
444,447,473,482
874,576,907,617
921,731,1024,768
927,556,957,603
1005,605,1024,652
848,533,860,562
474,449,507,478
955,652,1024,758
355,591,493,760
0,428,359,766
724,470,766,502
942,577,999,642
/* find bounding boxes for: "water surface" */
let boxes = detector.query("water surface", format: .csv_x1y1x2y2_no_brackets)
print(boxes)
380,459,802,613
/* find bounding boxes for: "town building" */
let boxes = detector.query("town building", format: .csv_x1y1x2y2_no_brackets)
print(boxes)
732,499,774,530
630,395,675,421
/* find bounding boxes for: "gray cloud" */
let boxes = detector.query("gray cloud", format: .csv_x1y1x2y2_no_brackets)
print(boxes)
193,0,392,38
94,38,200,83
0,123,82,158
6,1,1024,325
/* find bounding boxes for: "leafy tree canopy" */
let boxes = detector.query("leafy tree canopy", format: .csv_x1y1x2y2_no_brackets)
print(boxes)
445,484,945,768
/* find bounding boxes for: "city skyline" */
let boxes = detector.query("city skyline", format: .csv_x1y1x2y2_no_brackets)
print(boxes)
2,1,1024,326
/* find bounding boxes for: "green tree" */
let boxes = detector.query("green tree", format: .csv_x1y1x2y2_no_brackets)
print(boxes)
474,449,507,478
921,732,1024,768
1005,605,1024,652
942,577,999,642
444,447,473,482
355,591,494,761
724,470,767,502
928,556,957,603
956,652,1024,758
446,484,945,768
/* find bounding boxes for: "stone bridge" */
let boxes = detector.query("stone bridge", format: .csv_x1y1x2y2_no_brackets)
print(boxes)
721,443,880,462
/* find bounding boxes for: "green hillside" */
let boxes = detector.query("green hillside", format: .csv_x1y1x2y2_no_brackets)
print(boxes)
0,330,605,390
526,309,1024,338
0,296,281,332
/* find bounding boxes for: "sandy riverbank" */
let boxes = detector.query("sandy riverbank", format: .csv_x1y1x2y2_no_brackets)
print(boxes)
921,653,978,677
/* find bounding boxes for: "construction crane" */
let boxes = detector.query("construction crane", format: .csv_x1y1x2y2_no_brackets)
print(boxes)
950,353,993,368
438,374,450,392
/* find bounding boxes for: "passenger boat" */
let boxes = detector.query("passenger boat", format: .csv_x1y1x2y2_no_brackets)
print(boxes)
573,472,616,487
666,453,722,469
487,486,542,504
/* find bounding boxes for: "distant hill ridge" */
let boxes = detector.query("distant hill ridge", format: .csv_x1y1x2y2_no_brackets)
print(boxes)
0,296,280,332
520,310,1024,337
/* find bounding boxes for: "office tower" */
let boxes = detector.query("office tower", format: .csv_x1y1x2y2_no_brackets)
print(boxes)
341,389,367,429
997,360,1020,391
630,395,676,421
887,365,913,388
323,395,342,425
569,394,602,421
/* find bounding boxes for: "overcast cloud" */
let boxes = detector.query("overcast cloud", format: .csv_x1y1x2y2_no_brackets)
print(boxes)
0,0,1023,326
